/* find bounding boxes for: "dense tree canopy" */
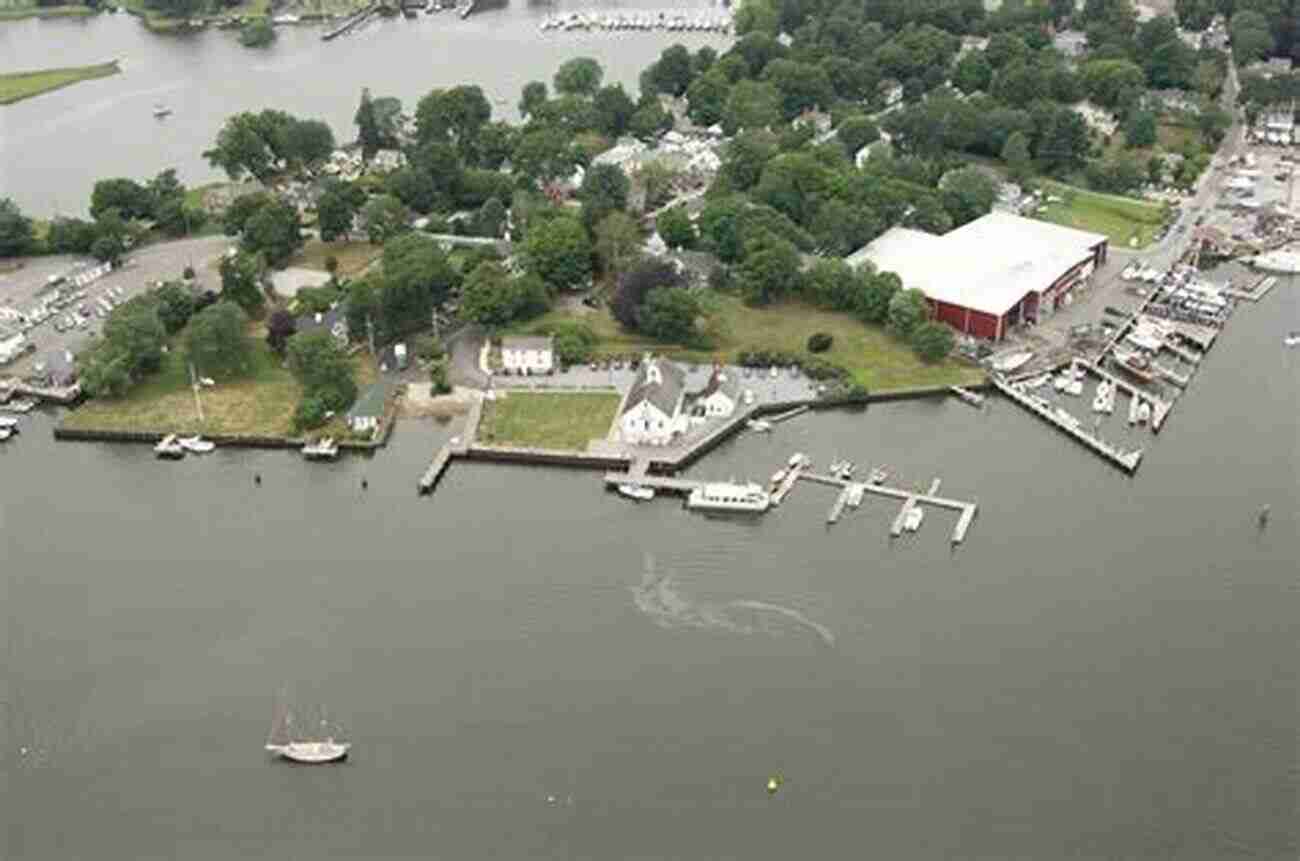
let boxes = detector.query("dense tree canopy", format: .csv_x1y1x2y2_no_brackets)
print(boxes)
186,302,252,378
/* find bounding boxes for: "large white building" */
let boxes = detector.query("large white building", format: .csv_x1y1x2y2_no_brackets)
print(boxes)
619,356,687,446
501,335,554,375
847,212,1109,341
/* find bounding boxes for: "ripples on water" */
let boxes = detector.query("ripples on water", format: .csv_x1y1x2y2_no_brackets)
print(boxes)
631,553,835,647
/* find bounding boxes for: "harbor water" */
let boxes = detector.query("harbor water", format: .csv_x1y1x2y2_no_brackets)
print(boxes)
0,3,730,217
2,280,1297,857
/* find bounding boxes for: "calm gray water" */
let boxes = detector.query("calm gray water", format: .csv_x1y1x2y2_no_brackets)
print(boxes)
2,281,1297,858
0,3,728,217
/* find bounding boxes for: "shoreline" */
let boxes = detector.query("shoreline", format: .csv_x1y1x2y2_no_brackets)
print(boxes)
0,59,121,105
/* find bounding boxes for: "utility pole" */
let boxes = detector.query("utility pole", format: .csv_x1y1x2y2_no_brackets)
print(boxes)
189,362,205,424
366,314,376,357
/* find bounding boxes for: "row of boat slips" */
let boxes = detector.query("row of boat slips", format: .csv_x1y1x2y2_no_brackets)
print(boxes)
540,11,733,33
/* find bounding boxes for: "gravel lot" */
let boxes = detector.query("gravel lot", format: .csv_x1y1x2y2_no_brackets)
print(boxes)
0,236,229,377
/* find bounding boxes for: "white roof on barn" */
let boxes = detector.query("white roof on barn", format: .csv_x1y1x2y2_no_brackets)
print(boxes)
846,212,1107,317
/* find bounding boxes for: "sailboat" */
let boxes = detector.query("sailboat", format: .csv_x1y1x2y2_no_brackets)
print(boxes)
265,697,350,764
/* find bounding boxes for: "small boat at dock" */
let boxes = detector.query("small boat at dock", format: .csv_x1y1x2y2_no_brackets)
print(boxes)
0,426,13,442
687,481,771,513
152,102,172,118
1285,332,1300,347
617,483,655,501
0,415,19,429
991,351,1033,373
1136,401,1151,424
746,418,772,432
787,452,806,468
868,467,888,485
904,506,924,532
770,468,787,485
5,397,37,413
178,435,215,454
302,437,339,460
154,434,185,458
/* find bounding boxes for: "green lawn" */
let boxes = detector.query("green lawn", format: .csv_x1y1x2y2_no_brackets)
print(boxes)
290,239,382,278
512,294,983,393
1034,180,1167,250
0,2,94,20
63,326,376,438
477,392,621,451
0,61,119,105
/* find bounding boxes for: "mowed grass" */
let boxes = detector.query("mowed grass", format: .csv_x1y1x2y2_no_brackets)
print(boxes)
478,392,621,451
291,239,382,278
515,294,983,392
0,0,94,20
1034,181,1167,249
0,61,119,105
63,326,377,438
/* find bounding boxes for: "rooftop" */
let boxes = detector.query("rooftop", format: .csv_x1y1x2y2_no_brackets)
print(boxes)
502,335,553,351
348,381,388,421
847,212,1108,317
623,356,686,417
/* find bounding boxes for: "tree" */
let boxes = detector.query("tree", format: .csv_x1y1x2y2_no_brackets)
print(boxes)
1124,110,1158,148
611,258,685,330
460,261,548,328
941,166,998,227
593,84,637,137
648,44,695,96
284,119,335,168
0,198,34,258
639,286,700,344
267,309,297,355
1229,11,1274,63
239,17,276,48
286,330,357,415
203,112,277,182
594,212,642,277
1002,131,1033,184
90,178,152,221
519,80,548,118
241,199,301,268
511,126,574,184
953,51,993,94
360,194,410,245
219,250,266,312
154,282,196,334
223,191,275,236
578,163,630,233
46,217,98,255
859,271,901,324
549,320,597,365
554,57,604,97
1038,108,1091,173
686,72,729,127
101,296,166,378
385,167,439,215
836,116,880,159
415,85,492,156
887,287,928,339
911,321,954,362
722,80,782,134
524,214,592,291
472,197,507,238
738,232,800,305
355,88,382,162
628,97,672,140
317,180,363,242
344,275,380,343
637,160,680,210
186,302,251,377
761,58,835,119
381,233,456,336
90,209,132,265
719,130,778,192
656,205,695,250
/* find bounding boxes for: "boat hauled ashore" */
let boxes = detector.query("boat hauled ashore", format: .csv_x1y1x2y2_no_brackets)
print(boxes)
687,481,771,513
302,437,339,460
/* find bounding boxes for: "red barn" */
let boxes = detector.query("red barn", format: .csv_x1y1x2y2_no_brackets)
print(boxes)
847,212,1109,341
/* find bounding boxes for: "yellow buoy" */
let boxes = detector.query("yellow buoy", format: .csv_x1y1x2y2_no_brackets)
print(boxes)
766,774,783,795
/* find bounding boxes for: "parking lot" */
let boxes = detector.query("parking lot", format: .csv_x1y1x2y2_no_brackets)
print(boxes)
0,236,229,378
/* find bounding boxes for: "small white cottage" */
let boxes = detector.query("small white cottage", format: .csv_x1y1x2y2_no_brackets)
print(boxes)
619,355,687,446
501,335,554,375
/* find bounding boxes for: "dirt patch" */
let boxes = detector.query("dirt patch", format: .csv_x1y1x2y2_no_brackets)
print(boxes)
399,382,477,418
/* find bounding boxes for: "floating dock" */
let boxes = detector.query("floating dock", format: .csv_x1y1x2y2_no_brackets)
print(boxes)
991,375,1143,474
1224,275,1277,302
826,486,850,524
418,444,454,494
800,472,978,544
1078,359,1171,431
772,460,806,505
766,404,810,425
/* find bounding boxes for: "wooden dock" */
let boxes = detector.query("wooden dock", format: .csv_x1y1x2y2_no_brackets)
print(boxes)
991,375,1143,473
416,396,482,495
766,404,810,424
890,496,917,537
602,473,702,495
827,486,850,524
772,460,806,505
1078,359,1171,431
1224,275,1277,302
418,444,454,494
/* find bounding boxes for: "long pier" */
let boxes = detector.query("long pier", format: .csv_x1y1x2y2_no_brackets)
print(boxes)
991,375,1143,474
322,2,379,40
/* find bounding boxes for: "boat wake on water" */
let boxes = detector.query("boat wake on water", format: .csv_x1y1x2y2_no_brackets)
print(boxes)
632,555,835,647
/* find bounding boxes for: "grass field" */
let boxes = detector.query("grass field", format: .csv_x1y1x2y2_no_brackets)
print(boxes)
0,3,93,20
1034,181,1167,249
63,326,376,438
477,392,621,451
0,61,119,105
513,294,983,392
290,240,382,278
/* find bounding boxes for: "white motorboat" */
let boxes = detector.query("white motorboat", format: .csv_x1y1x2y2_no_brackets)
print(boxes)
302,437,339,460
154,434,185,458
5,397,37,413
742,390,756,405
1021,373,1051,390
1063,379,1084,396
153,102,172,118
266,740,351,764
1137,401,1151,424
0,415,19,428
846,484,865,508
178,435,215,454
687,481,771,513
1285,332,1300,347
746,419,772,432
868,467,888,485
617,483,655,501
787,452,806,468
0,427,12,442
904,506,924,532
770,468,787,485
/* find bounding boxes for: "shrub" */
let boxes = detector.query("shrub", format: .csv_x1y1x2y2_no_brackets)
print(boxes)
911,321,955,363
429,359,452,394
182,265,196,280
548,320,598,365
806,332,833,353
295,396,328,430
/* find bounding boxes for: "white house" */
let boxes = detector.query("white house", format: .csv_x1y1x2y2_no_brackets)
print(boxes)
501,335,554,375
0,324,27,365
693,366,741,419
619,355,688,446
